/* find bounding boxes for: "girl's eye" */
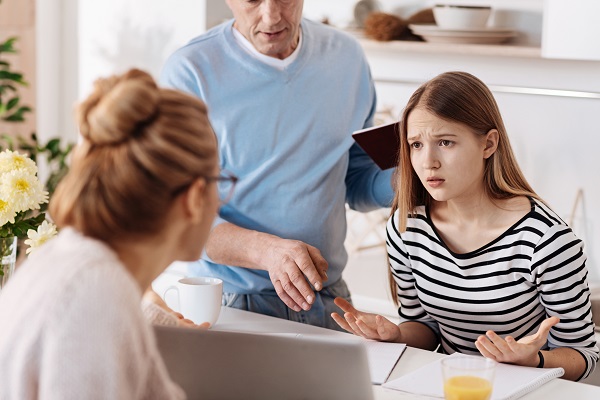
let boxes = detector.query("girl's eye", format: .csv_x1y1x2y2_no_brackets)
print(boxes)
410,142,422,149
440,140,452,147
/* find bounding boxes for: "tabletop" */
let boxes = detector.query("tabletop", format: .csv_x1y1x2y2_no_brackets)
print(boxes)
213,306,600,400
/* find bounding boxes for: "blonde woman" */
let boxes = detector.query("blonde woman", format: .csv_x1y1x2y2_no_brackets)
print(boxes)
333,72,598,381
0,69,230,398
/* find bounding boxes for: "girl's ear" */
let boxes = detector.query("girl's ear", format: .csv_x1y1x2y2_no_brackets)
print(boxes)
483,129,499,159
182,178,207,224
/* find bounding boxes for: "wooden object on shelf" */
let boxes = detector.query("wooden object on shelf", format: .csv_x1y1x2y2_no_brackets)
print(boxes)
364,12,407,42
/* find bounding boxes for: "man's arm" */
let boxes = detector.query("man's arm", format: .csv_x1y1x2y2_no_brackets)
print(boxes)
345,143,395,211
205,222,329,312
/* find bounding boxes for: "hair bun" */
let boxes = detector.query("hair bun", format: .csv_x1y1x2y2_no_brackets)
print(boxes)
78,69,160,145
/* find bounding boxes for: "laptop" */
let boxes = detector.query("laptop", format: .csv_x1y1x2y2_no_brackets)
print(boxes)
154,325,375,400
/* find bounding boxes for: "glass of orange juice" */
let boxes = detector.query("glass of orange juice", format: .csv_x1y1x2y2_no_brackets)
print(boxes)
441,355,496,400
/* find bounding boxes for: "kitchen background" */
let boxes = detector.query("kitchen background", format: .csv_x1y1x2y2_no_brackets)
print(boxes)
4,0,599,322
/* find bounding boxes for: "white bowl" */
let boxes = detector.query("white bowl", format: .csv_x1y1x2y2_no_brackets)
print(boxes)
433,5,492,30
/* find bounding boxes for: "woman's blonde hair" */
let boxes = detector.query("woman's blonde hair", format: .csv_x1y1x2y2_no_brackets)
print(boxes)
389,71,540,303
50,68,217,241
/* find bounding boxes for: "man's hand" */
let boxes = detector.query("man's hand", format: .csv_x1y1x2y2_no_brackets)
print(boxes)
331,297,402,342
475,316,559,366
205,223,328,312
264,237,329,312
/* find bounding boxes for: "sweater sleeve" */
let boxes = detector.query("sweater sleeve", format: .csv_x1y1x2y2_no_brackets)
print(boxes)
345,143,395,211
39,267,185,399
386,213,440,338
141,299,179,327
344,51,395,212
531,224,599,380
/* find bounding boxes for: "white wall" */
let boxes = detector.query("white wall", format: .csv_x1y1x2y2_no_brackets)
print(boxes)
37,0,211,143
36,0,78,143
77,0,208,100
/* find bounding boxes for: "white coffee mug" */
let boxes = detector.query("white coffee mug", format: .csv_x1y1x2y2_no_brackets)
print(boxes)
164,277,223,326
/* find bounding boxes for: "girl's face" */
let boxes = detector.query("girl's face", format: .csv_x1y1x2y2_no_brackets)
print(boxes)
406,108,496,203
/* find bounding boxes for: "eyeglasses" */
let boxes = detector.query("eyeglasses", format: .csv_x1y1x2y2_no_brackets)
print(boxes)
203,170,238,205
171,170,238,205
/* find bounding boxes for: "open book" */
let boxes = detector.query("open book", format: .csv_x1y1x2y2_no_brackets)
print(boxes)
260,333,405,384
363,340,406,384
382,353,564,400
352,121,401,170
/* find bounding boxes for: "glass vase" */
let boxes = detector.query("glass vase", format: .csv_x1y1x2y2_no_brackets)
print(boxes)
0,236,17,294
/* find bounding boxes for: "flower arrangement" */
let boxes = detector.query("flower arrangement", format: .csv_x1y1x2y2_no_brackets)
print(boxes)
0,16,69,289
0,149,57,263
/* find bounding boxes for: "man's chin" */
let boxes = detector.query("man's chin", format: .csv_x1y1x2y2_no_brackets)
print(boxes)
256,44,288,59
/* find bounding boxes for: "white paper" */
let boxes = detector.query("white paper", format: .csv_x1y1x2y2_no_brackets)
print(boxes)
383,353,564,400
363,340,407,384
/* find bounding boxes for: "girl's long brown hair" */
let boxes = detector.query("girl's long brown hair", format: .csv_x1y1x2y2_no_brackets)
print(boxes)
388,71,540,304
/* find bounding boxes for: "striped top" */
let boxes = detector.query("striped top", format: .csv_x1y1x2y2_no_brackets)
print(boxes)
387,198,599,380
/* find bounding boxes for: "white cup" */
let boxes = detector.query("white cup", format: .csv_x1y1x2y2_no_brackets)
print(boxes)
164,277,223,326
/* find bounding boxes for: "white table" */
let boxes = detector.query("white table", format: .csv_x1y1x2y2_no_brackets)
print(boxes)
213,306,600,400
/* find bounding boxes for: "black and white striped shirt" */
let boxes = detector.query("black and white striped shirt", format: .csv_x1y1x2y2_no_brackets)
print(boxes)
387,198,599,380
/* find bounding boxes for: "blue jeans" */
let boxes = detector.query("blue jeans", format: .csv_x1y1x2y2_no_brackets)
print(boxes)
221,279,352,332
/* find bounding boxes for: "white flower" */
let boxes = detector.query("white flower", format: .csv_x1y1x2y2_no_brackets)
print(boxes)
0,168,48,213
0,149,38,176
24,220,58,254
0,197,16,227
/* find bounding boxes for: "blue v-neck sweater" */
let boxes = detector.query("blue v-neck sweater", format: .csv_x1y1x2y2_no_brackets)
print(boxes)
161,18,394,294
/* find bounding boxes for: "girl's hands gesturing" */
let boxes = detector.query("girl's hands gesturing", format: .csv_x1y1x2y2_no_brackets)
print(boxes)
331,297,402,342
475,316,559,367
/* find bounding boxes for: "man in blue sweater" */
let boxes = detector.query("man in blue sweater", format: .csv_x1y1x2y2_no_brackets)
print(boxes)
161,0,394,330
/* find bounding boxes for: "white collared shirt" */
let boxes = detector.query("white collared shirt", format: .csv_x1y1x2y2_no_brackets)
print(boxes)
231,25,302,70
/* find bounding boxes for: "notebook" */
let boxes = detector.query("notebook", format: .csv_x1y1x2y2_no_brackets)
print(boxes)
363,340,406,384
262,333,406,384
382,353,564,400
352,121,401,170
154,325,375,400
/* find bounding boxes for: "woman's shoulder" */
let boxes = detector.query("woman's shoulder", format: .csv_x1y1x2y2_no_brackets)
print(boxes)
390,205,427,222
528,197,570,229
387,206,429,235
23,229,141,315
518,198,583,254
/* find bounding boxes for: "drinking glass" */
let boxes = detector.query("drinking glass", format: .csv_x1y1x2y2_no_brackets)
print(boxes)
441,355,496,400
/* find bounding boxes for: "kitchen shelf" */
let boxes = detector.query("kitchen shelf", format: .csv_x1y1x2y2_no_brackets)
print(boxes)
357,37,542,59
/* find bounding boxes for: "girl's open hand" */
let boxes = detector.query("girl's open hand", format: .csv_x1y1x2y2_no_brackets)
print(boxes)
475,316,559,366
331,297,402,342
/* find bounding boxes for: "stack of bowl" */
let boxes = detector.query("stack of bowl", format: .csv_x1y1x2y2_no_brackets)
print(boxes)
432,4,492,30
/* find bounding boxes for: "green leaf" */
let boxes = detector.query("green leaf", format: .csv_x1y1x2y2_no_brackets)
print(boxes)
0,70,27,85
4,106,32,122
0,134,15,151
0,84,17,97
0,37,18,53
46,138,60,154
6,97,18,111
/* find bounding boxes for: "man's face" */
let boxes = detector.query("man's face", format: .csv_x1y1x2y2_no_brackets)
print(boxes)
226,0,304,60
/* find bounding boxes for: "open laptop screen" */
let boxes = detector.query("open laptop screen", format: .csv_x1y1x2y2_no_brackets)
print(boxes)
154,325,375,400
